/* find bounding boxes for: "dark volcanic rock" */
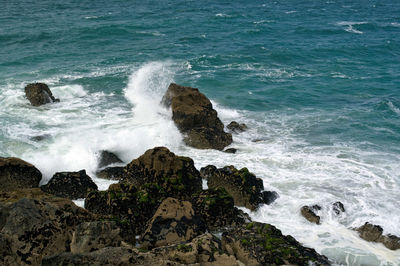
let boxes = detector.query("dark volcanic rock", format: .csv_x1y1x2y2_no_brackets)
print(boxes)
332,201,345,215
96,166,124,180
121,147,202,200
191,188,249,230
140,197,206,249
223,148,237,154
200,165,278,210
262,191,279,205
97,150,123,168
162,83,232,150
24,83,59,106
356,222,400,250
227,121,248,133
222,222,331,265
41,170,98,200
0,157,42,192
301,205,321,225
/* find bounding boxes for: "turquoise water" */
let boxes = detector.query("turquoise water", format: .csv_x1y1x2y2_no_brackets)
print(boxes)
1,1,400,264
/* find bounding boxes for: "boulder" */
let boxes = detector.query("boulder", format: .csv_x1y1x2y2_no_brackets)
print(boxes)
332,201,345,215
221,222,330,265
0,157,42,192
227,121,248,133
121,147,202,200
223,148,237,154
191,188,249,230
96,166,124,180
200,165,278,210
301,205,321,225
162,83,232,150
97,150,123,168
356,222,400,250
140,197,206,249
41,170,98,200
24,83,59,106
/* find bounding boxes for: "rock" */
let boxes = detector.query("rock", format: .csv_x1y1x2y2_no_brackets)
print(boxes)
140,197,206,249
200,165,278,210
301,205,321,225
97,150,123,168
30,134,51,142
332,201,345,215
227,121,248,133
121,147,202,200
262,191,279,205
191,188,249,230
162,83,232,150
96,166,124,180
0,189,95,265
221,222,331,265
356,222,400,250
223,148,237,154
41,170,98,200
24,83,59,106
0,157,42,192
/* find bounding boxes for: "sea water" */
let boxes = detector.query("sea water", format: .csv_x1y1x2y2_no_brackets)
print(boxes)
1,0,399,264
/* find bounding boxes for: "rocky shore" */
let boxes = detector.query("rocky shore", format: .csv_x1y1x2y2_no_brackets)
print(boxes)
1,83,398,265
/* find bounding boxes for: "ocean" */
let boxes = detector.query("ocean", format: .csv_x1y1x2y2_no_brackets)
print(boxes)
1,0,399,264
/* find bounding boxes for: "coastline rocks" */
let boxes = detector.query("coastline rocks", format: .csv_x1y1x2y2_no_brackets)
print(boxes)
121,147,202,199
162,83,232,150
301,205,321,225
222,222,331,265
0,157,42,191
96,166,124,180
227,121,248,133
200,165,278,210
41,170,98,200
140,197,206,249
97,150,123,168
223,148,237,154
332,201,345,215
356,223,400,250
24,83,59,106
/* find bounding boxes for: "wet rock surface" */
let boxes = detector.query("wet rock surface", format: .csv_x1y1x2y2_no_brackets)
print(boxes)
356,222,400,250
332,201,345,215
223,148,237,154
200,165,278,210
41,170,98,200
0,157,42,192
24,83,59,106
227,121,248,133
97,150,123,168
301,205,321,225
96,166,124,180
162,83,232,150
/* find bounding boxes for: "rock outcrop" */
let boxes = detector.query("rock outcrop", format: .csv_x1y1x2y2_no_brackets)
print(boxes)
222,222,331,265
301,205,321,225
332,201,345,215
96,166,124,180
97,150,123,168
227,121,248,133
162,83,232,150
0,157,42,192
200,165,278,210
356,223,400,250
41,170,98,200
24,83,59,106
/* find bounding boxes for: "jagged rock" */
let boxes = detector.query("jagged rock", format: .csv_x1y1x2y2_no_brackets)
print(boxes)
24,83,59,106
222,222,330,265
191,188,249,230
0,157,42,192
200,165,278,210
227,121,248,133
223,148,237,154
0,189,95,265
301,205,321,225
332,201,345,215
162,83,232,150
41,170,98,200
97,150,123,168
356,222,400,250
140,197,206,249
262,191,279,205
96,166,124,180
121,147,202,200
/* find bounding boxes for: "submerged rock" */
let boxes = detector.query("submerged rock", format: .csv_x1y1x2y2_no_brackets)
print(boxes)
222,222,330,265
356,222,400,250
200,165,278,210
96,166,124,180
332,201,345,215
24,83,59,106
41,170,98,200
162,83,232,150
301,205,321,225
227,121,248,133
0,157,42,192
223,148,237,154
97,150,123,168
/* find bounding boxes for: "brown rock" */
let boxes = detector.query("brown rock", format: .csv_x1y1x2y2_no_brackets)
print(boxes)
24,83,59,106
97,150,123,168
0,157,42,192
96,166,124,180
227,121,248,133
356,222,400,250
162,83,232,150
301,205,321,225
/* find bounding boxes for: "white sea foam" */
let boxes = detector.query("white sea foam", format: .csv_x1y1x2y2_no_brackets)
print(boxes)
337,21,368,34
387,101,400,115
